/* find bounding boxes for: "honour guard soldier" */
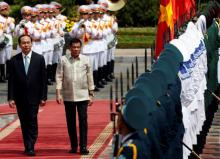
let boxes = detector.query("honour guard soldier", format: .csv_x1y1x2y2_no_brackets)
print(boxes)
98,0,118,80
0,2,14,82
90,4,107,91
14,6,33,53
30,7,43,55
95,4,109,87
41,4,55,85
50,1,67,56
50,3,66,82
50,1,67,26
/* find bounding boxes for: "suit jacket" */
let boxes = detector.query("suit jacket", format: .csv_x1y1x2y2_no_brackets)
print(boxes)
8,52,47,105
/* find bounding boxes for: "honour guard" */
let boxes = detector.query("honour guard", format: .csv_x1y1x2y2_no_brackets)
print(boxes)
0,2,14,82
70,5,104,90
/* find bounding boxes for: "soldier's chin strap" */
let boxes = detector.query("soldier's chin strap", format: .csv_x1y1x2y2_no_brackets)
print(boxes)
181,141,202,159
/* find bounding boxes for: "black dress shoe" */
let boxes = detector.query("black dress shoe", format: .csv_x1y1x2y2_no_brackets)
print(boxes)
101,79,107,85
0,77,6,83
106,75,112,82
97,81,104,88
110,74,115,79
25,150,35,156
69,148,77,154
80,147,89,155
47,79,53,85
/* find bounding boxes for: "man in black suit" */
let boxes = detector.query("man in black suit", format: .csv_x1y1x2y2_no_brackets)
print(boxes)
8,35,47,156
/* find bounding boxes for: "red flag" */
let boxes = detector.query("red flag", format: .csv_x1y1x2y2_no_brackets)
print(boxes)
155,0,196,59
175,0,196,26
155,0,176,59
185,0,196,20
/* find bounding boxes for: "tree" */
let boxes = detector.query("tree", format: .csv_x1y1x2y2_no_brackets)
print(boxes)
116,0,159,27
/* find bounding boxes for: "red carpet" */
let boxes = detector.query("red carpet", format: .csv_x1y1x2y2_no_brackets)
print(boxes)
0,100,112,158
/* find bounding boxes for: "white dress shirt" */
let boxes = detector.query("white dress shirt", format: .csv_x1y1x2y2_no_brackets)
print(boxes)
56,53,95,101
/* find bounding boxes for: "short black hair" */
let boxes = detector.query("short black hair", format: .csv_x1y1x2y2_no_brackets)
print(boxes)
18,35,32,44
69,38,82,47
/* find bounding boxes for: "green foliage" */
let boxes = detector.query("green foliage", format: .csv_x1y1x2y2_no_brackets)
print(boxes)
9,5,21,23
59,0,76,17
14,0,50,5
115,0,159,27
10,0,159,27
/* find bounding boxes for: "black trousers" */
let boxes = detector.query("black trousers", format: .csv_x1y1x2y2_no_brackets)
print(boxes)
16,103,39,151
64,101,88,149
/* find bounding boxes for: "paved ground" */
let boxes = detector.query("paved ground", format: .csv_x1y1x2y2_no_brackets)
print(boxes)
0,48,152,158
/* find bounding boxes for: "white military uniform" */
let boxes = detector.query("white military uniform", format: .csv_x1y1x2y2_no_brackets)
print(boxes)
0,15,6,64
98,0,117,79
4,16,15,60
0,2,15,82
171,21,207,159
31,20,44,55
52,13,66,64
14,6,33,53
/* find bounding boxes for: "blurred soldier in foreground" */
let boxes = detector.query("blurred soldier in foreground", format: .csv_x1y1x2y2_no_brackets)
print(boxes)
114,96,154,159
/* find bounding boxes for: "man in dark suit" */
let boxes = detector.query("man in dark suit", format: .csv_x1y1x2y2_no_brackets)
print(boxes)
8,35,47,156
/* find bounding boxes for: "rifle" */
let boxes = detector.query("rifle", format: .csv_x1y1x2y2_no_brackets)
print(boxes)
181,141,202,159
112,102,121,158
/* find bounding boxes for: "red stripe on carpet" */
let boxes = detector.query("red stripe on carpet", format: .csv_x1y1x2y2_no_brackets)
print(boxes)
0,100,111,158
0,104,17,115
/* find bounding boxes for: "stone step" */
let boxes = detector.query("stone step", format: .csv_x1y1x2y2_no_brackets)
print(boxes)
200,154,220,159
214,114,220,118
209,126,220,129
203,149,220,154
208,132,220,136
209,129,220,133
211,121,220,126
213,119,220,123
206,136,220,143
200,106,220,158
204,144,220,149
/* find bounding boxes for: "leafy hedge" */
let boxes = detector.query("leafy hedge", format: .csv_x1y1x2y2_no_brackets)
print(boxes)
117,27,155,48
